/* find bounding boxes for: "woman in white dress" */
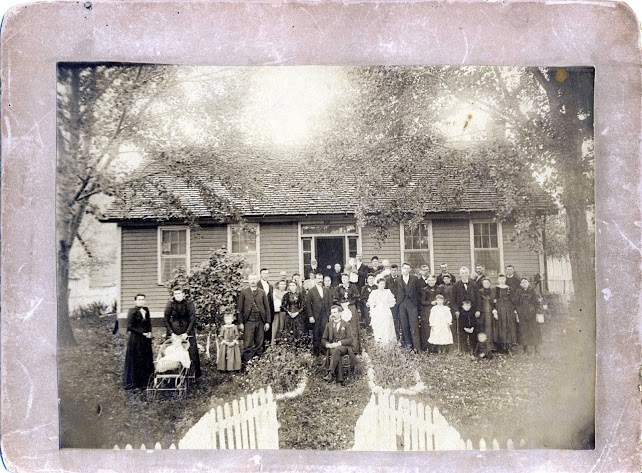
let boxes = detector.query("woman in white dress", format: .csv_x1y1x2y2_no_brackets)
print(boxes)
367,278,397,345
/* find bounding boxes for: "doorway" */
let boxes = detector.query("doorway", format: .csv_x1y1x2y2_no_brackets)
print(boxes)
316,237,345,276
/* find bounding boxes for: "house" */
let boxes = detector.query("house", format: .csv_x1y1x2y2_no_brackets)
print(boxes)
101,157,551,320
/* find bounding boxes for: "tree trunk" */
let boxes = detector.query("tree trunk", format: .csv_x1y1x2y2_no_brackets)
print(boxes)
58,240,77,346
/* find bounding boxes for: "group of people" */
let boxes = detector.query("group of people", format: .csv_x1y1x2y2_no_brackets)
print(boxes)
123,254,546,390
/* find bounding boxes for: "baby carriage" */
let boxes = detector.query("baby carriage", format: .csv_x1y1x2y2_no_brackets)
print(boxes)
146,335,193,400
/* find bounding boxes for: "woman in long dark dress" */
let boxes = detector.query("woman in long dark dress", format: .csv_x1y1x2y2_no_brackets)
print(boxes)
479,278,497,349
514,277,542,354
493,274,518,354
281,280,306,342
163,288,202,378
124,294,154,389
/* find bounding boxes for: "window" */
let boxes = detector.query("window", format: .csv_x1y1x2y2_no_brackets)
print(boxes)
158,227,189,284
348,236,358,259
229,224,259,279
302,237,313,277
403,222,432,272
472,222,502,276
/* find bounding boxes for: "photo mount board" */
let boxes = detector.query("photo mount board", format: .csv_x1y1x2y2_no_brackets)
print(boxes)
1,1,640,472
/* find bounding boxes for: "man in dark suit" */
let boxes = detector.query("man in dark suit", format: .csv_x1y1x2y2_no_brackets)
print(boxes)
259,268,275,345
322,305,356,384
355,253,370,291
504,264,521,291
305,273,334,356
473,264,487,288
417,264,431,290
396,263,422,352
237,274,271,363
436,263,457,286
453,266,482,320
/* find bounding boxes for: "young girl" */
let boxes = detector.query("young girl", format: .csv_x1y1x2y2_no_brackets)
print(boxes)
514,277,543,355
217,313,241,372
271,280,287,345
427,295,453,354
493,274,518,354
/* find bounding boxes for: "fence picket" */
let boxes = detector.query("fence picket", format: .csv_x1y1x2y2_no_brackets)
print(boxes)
416,402,426,452
239,397,249,449
466,439,473,450
479,438,487,451
224,403,234,449
253,390,263,448
217,405,226,449
492,438,500,450
246,394,256,449
506,438,514,449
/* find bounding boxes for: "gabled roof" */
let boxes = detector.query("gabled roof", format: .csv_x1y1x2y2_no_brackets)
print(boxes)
101,148,554,223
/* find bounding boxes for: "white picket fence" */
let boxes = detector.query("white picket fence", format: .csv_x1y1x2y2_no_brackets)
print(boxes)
114,386,279,450
353,390,525,451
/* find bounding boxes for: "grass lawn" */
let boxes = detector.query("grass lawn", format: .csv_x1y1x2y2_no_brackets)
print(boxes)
59,304,594,450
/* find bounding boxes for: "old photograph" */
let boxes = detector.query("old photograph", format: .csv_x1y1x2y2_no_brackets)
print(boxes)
57,64,595,451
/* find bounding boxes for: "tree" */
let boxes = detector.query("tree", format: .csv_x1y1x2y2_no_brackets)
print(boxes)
57,64,258,346
315,66,594,315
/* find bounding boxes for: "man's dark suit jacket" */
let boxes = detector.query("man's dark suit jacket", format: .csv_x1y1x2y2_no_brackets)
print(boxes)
322,319,354,347
356,263,370,290
305,284,333,322
453,279,482,314
260,280,275,316
396,275,421,307
237,287,271,324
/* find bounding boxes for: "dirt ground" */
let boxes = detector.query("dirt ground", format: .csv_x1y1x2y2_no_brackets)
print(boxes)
58,304,594,450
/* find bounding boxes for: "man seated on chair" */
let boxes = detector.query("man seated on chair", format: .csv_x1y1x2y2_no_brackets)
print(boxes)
322,304,356,385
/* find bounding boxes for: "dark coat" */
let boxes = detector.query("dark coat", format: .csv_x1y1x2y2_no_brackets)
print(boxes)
163,299,197,336
237,287,271,324
436,272,457,286
396,275,421,307
453,279,482,314
385,275,401,303
333,283,360,306
356,263,370,290
420,284,444,317
417,276,431,291
505,275,521,291
322,319,354,347
124,306,154,389
259,280,275,317
305,284,333,323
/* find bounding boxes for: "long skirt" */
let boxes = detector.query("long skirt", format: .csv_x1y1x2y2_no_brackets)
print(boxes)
124,333,153,389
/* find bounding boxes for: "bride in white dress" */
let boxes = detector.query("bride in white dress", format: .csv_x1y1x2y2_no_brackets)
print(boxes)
367,278,397,345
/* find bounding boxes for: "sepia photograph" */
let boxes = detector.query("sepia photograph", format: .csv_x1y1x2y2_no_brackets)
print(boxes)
57,64,596,452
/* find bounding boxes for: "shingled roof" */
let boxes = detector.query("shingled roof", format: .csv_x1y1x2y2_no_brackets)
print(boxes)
101,150,554,222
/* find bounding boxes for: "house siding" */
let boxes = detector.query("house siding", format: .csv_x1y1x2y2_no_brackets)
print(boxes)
121,226,168,314
502,222,542,279
432,219,472,272
361,225,402,265
191,225,228,265
259,222,300,277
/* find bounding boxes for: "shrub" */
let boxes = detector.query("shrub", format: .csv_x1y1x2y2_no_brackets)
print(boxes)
71,301,110,319
240,341,313,395
167,248,245,333
362,338,419,389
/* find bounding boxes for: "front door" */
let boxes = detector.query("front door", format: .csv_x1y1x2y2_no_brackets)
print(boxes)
316,237,345,277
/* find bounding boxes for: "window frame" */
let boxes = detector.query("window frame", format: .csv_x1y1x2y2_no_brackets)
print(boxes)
227,223,260,280
157,226,191,285
469,219,504,275
400,220,434,275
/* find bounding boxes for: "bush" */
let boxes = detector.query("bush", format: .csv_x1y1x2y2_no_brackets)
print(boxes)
362,337,419,389
240,341,314,395
71,301,110,319
167,248,245,333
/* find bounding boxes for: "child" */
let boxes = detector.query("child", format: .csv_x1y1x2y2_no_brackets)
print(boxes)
472,332,493,361
217,313,242,372
427,294,453,354
458,299,477,354
156,334,191,372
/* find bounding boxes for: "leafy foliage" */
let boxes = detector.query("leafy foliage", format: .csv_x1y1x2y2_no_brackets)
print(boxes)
70,301,111,319
240,341,314,395
166,248,245,331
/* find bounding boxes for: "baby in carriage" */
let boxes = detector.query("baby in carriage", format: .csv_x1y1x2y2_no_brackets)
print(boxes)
156,333,192,372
